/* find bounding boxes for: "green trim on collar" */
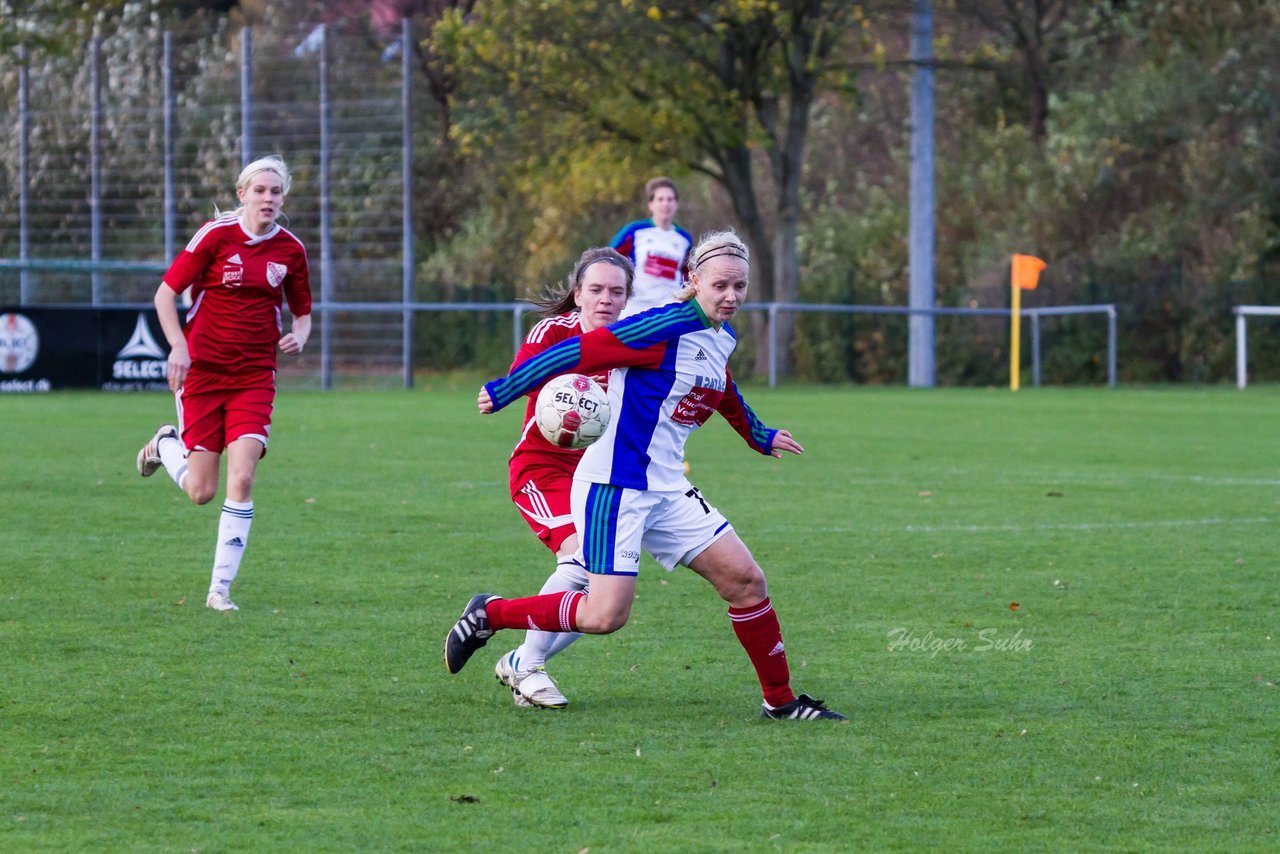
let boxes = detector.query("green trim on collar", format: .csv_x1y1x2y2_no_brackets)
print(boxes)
688,297,719,330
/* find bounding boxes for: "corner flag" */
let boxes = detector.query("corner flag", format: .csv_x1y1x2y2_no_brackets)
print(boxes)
1010,254,1047,390
1012,254,1047,291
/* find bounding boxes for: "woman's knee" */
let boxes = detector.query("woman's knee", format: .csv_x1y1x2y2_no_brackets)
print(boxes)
730,565,768,602
225,470,255,500
186,480,218,505
577,603,631,634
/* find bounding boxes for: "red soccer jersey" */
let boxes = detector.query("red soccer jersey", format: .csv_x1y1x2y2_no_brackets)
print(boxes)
509,312,611,473
163,215,312,391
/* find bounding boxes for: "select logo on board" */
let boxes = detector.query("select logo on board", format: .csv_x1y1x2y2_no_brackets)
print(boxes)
106,313,170,390
104,316,170,391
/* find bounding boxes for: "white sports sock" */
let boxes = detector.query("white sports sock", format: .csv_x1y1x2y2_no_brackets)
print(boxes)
512,557,587,669
210,499,253,596
157,435,188,489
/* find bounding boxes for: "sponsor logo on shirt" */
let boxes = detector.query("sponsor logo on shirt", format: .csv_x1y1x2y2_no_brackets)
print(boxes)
671,385,724,427
643,254,680,280
693,348,708,362
266,262,288,289
226,253,243,265
222,266,243,285
692,373,725,392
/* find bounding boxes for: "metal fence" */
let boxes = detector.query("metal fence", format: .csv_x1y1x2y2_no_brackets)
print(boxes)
1,18,416,387
2,18,1117,389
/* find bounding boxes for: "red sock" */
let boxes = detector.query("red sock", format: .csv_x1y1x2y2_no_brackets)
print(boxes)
487,591,583,633
728,597,795,707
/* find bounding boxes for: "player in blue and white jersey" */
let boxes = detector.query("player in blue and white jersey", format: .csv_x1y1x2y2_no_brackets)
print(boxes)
609,177,694,317
446,230,845,721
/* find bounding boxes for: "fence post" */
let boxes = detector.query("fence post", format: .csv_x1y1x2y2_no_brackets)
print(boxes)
18,46,31,304
768,303,779,388
240,27,252,165
163,32,175,265
90,35,103,305
401,18,415,390
513,304,526,359
1236,311,1247,389
1030,311,1041,388
1107,305,1117,388
319,25,334,391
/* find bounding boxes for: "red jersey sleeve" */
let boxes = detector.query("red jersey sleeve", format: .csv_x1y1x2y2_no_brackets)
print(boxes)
715,369,778,455
284,242,312,317
162,223,219,293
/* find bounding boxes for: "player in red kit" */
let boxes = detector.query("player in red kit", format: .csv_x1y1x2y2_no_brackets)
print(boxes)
493,247,633,708
135,155,312,612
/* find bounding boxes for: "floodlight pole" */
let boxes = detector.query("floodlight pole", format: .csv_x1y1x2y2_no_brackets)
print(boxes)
908,0,936,387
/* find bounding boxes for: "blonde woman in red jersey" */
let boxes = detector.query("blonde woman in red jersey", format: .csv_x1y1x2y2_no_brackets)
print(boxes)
135,156,312,612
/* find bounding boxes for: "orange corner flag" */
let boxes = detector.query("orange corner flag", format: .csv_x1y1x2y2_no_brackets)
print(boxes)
1012,254,1047,290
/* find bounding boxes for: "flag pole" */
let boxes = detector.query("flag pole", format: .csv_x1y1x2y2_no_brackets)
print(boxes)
1008,254,1045,391
1010,282,1021,391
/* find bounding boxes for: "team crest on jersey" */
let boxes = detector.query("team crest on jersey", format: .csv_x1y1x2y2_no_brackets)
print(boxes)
266,262,288,289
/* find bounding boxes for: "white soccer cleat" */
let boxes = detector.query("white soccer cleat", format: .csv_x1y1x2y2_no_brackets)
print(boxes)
136,424,178,477
494,651,568,709
206,591,240,612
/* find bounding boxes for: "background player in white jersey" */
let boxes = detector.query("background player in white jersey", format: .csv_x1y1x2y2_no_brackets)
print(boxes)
609,177,693,317
449,230,845,721
493,247,634,709
134,156,312,612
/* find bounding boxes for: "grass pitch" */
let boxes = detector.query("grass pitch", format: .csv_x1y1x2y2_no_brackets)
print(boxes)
3,384,1279,851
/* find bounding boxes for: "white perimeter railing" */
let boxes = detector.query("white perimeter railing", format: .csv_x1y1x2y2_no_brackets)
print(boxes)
1234,305,1280,389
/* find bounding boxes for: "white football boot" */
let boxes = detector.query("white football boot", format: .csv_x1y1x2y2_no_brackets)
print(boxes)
206,591,240,612
494,650,568,709
136,423,178,477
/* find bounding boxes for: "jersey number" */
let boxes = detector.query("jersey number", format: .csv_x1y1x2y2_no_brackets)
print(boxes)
685,486,710,514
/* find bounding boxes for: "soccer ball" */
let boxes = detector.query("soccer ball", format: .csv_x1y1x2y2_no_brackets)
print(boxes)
535,373,610,449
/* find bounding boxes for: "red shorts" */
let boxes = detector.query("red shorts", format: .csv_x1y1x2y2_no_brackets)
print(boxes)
177,385,275,456
509,457,577,553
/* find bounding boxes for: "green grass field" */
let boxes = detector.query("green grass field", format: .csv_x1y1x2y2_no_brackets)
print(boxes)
4,384,1279,851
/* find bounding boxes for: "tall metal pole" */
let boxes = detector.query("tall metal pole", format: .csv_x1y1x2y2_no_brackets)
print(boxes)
240,27,252,166
319,25,334,391
908,0,936,387
90,35,103,305
401,18,415,389
1030,311,1041,387
163,32,176,264
18,46,31,304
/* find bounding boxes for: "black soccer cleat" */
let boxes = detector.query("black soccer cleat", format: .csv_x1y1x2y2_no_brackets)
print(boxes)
761,693,848,721
444,593,500,674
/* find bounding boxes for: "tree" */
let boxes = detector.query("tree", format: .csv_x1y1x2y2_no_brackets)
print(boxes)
937,0,1128,144
439,0,865,375
0,0,131,57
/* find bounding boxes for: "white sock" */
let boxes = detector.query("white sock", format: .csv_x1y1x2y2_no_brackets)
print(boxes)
210,499,253,596
157,435,188,489
512,557,587,669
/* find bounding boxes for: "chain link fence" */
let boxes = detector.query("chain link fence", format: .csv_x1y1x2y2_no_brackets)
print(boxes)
0,16,423,387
